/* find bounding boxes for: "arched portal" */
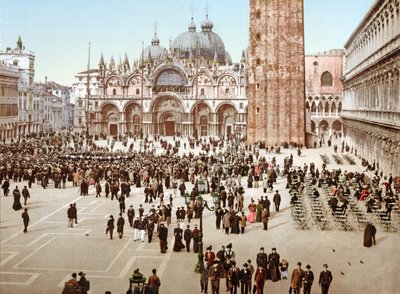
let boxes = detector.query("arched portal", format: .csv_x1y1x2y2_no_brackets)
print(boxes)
319,120,329,136
151,96,183,135
100,103,119,136
192,102,212,137
125,102,141,136
332,120,342,132
216,103,238,138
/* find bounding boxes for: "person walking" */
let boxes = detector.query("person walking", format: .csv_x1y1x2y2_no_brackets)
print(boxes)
12,186,22,211
240,262,252,294
95,182,102,197
77,271,90,294
127,205,135,228
22,208,30,233
240,211,246,234
192,224,200,253
273,190,281,212
147,216,155,243
147,269,161,294
303,264,314,294
72,203,78,224
261,208,268,230
67,204,74,228
184,224,193,252
117,213,125,239
159,223,168,253
106,215,114,240
2,178,10,196
318,264,332,294
21,186,30,206
290,262,304,294
133,217,140,241
227,261,240,294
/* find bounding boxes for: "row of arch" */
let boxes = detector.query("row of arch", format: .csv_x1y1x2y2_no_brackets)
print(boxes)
89,96,245,137
306,96,342,117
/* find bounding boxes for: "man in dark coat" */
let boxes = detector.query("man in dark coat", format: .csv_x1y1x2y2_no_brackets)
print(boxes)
22,186,30,205
147,216,155,243
118,194,126,214
318,264,333,294
184,225,192,252
227,261,240,294
127,205,135,227
159,223,168,253
303,264,314,294
192,224,200,253
363,222,377,247
22,208,30,233
2,178,10,196
106,215,114,240
117,213,125,239
67,204,74,228
273,190,281,212
239,263,252,294
256,247,268,269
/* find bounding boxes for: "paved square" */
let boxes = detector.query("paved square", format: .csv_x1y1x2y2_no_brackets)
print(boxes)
0,138,399,294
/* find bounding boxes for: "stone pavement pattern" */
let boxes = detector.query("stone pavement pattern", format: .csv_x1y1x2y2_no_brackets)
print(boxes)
0,137,399,294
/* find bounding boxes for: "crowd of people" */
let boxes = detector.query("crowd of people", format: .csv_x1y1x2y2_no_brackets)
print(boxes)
0,132,398,294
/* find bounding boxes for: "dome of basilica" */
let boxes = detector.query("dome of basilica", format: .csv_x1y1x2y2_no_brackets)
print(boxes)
140,33,168,65
200,14,227,64
171,18,213,61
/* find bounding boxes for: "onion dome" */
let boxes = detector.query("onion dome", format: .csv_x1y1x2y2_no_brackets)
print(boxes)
200,14,226,64
201,14,214,32
171,17,212,60
140,33,168,65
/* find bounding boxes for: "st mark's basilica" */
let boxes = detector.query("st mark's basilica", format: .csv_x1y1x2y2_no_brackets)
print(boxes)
74,15,247,139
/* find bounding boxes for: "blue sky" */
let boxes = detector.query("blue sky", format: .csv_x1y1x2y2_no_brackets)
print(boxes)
0,0,373,85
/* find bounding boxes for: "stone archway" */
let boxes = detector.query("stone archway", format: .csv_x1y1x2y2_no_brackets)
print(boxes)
100,103,119,136
216,103,238,138
125,102,141,136
151,96,183,135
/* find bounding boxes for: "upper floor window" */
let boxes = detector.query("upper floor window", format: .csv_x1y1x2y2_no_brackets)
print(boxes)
200,88,205,96
136,88,140,95
321,71,333,87
112,89,117,95
256,9,261,19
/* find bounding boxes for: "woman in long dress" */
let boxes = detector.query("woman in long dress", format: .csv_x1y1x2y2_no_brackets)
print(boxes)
247,199,256,223
173,225,185,252
12,189,22,211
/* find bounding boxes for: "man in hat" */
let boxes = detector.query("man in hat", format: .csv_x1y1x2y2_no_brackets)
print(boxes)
273,190,281,212
127,205,135,227
318,264,332,294
106,215,114,240
208,259,221,294
147,215,155,243
138,216,145,242
246,259,255,291
77,272,90,294
158,223,168,253
192,224,200,253
240,262,252,294
256,247,268,269
22,208,29,233
303,264,314,294
290,262,304,294
226,243,235,261
227,260,240,294
184,224,192,252
133,217,140,241
205,246,215,268
117,213,125,239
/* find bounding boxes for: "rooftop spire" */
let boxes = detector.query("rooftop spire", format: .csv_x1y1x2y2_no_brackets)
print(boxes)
99,53,105,66
16,36,23,50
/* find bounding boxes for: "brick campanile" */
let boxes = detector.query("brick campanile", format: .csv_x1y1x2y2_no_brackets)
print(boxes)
247,0,306,145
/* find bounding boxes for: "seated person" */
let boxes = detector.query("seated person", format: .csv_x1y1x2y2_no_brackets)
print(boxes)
290,194,299,205
328,197,338,211
313,188,320,198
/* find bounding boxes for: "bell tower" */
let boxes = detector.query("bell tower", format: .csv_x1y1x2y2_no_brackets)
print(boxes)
247,0,306,145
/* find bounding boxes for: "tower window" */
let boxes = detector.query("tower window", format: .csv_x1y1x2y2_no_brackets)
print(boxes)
255,33,260,41
256,83,260,90
256,9,261,19
256,59,261,66
256,107,260,114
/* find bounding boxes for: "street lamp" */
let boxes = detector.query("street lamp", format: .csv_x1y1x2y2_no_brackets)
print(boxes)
184,191,191,205
194,194,220,274
128,268,146,293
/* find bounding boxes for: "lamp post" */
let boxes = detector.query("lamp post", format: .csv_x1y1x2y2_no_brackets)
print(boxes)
194,193,220,274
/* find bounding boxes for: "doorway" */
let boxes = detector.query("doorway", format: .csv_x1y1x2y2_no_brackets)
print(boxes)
109,124,118,136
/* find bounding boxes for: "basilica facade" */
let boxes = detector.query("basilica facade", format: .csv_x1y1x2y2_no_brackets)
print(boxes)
74,16,247,139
